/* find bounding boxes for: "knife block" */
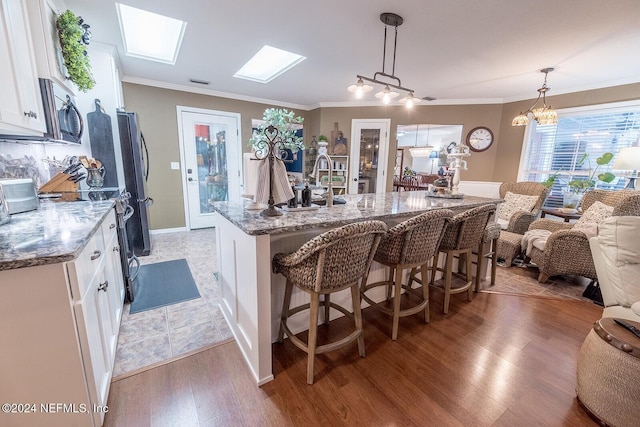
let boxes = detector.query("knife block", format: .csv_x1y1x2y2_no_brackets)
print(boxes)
39,173,79,193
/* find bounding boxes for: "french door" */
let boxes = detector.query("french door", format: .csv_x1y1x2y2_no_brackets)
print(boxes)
177,106,241,229
349,119,391,194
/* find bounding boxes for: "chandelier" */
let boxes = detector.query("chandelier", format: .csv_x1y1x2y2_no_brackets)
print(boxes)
347,13,419,108
512,68,558,126
408,125,434,157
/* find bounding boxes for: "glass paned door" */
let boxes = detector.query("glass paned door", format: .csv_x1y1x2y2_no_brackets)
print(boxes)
178,107,240,229
349,119,390,194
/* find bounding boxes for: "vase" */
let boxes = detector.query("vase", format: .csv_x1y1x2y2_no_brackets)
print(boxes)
562,191,583,210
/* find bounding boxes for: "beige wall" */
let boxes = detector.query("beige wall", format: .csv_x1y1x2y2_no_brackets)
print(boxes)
122,81,640,230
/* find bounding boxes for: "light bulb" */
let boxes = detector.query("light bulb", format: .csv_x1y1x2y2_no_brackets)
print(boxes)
406,98,414,108
383,92,391,104
355,86,363,98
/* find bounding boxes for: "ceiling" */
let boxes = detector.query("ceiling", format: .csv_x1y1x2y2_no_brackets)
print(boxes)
65,0,640,110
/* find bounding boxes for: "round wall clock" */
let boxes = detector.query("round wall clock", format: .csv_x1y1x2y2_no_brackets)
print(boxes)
466,127,494,152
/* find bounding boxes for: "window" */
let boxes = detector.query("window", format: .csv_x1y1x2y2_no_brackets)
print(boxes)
518,101,640,207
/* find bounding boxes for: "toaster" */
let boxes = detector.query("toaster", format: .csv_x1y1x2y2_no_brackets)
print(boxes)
0,178,39,214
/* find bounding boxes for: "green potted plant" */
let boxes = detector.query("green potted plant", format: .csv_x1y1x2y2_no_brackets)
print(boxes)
317,135,328,142
249,108,304,154
57,10,95,92
542,152,615,208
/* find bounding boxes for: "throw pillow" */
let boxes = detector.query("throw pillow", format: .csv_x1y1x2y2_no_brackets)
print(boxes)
497,191,539,222
576,200,614,226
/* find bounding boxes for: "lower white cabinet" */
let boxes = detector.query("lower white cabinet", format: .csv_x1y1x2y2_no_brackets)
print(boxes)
0,208,123,427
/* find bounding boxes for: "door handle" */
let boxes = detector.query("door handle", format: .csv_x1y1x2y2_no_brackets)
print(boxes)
353,178,358,181
188,177,194,182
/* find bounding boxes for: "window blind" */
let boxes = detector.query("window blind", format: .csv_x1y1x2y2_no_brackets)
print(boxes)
519,101,640,207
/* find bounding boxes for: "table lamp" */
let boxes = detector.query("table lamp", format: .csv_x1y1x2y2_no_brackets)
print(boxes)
612,147,640,189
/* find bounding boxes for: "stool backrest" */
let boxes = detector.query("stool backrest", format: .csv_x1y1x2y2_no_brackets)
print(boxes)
440,204,496,251
376,209,453,265
281,220,387,293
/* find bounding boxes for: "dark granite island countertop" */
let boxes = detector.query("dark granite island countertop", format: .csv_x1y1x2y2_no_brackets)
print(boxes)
0,199,115,270
210,191,503,236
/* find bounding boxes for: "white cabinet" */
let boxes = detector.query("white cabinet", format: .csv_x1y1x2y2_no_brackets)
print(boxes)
26,0,78,95
318,155,349,194
0,0,46,135
0,208,124,427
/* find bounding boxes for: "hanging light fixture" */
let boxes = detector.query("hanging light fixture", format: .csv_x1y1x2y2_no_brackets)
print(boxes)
512,68,558,126
409,125,434,157
347,12,420,108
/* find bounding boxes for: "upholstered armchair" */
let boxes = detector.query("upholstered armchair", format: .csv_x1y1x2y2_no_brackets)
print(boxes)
497,182,549,234
589,216,640,323
528,190,640,283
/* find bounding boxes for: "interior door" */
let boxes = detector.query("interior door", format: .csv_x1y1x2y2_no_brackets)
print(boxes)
349,119,391,194
177,106,241,229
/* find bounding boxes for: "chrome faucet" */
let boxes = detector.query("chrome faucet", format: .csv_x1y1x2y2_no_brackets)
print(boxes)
312,152,334,207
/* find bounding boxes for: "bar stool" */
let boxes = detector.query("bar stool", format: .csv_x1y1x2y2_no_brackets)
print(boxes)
360,210,453,340
427,204,496,314
473,221,501,292
273,220,387,384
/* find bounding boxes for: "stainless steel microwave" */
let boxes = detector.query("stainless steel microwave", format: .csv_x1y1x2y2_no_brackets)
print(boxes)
39,78,84,144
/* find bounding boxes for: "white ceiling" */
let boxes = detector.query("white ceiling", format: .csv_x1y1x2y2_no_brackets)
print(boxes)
65,0,640,110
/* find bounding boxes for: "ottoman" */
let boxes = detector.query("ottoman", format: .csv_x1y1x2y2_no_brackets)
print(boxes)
576,317,640,427
496,230,522,267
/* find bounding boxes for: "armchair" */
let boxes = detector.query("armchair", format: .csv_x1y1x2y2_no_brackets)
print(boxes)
497,181,549,234
589,215,640,323
495,181,549,266
528,190,640,283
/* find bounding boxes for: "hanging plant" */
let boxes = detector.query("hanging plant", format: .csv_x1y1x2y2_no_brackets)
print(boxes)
56,10,95,92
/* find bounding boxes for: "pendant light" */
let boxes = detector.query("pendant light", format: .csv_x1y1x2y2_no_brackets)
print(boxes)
347,13,419,108
409,125,434,157
512,68,558,126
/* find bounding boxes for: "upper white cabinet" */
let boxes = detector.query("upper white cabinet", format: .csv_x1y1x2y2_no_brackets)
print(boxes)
0,0,46,135
26,0,78,95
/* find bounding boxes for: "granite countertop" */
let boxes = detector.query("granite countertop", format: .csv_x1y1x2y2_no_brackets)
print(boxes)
211,192,503,236
0,199,115,271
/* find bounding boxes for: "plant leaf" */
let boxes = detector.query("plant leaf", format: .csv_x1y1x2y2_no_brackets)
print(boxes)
576,153,589,167
596,152,613,165
598,172,616,183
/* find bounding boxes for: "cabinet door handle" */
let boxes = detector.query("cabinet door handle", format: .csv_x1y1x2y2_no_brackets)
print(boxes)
109,223,116,229
90,250,102,260
113,246,120,252
98,281,109,292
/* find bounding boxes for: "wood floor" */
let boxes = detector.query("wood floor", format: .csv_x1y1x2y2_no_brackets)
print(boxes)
104,291,603,426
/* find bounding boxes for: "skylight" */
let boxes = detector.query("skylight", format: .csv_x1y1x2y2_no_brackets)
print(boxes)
234,45,306,83
116,3,186,65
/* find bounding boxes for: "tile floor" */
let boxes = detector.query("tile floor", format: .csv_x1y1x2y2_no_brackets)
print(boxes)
112,228,233,378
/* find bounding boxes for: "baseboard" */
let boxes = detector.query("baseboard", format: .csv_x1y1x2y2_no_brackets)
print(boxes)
150,227,188,235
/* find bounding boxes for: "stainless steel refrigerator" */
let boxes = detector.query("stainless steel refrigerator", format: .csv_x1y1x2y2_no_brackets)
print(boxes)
118,111,152,256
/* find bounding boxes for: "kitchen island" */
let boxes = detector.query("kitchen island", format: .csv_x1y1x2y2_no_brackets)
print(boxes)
210,191,502,385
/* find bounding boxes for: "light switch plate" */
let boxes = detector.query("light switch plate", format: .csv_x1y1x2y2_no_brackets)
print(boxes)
170,162,180,170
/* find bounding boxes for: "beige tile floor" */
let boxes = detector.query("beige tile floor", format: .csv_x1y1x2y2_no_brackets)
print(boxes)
112,228,232,378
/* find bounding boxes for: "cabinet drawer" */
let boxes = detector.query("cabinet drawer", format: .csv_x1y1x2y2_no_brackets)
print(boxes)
67,228,106,300
101,209,118,243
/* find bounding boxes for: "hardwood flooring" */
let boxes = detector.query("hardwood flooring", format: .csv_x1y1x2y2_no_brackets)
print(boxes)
104,290,603,426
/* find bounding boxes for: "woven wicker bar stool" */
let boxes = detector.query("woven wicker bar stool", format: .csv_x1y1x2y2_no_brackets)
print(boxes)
273,220,387,384
427,204,496,314
360,210,453,340
473,221,501,292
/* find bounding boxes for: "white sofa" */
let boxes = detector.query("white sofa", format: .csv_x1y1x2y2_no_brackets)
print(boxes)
589,216,640,323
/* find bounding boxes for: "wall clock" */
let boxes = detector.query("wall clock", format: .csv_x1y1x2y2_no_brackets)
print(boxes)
466,127,494,152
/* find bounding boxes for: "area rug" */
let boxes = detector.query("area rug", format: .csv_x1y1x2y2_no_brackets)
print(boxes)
479,263,593,302
129,259,201,314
